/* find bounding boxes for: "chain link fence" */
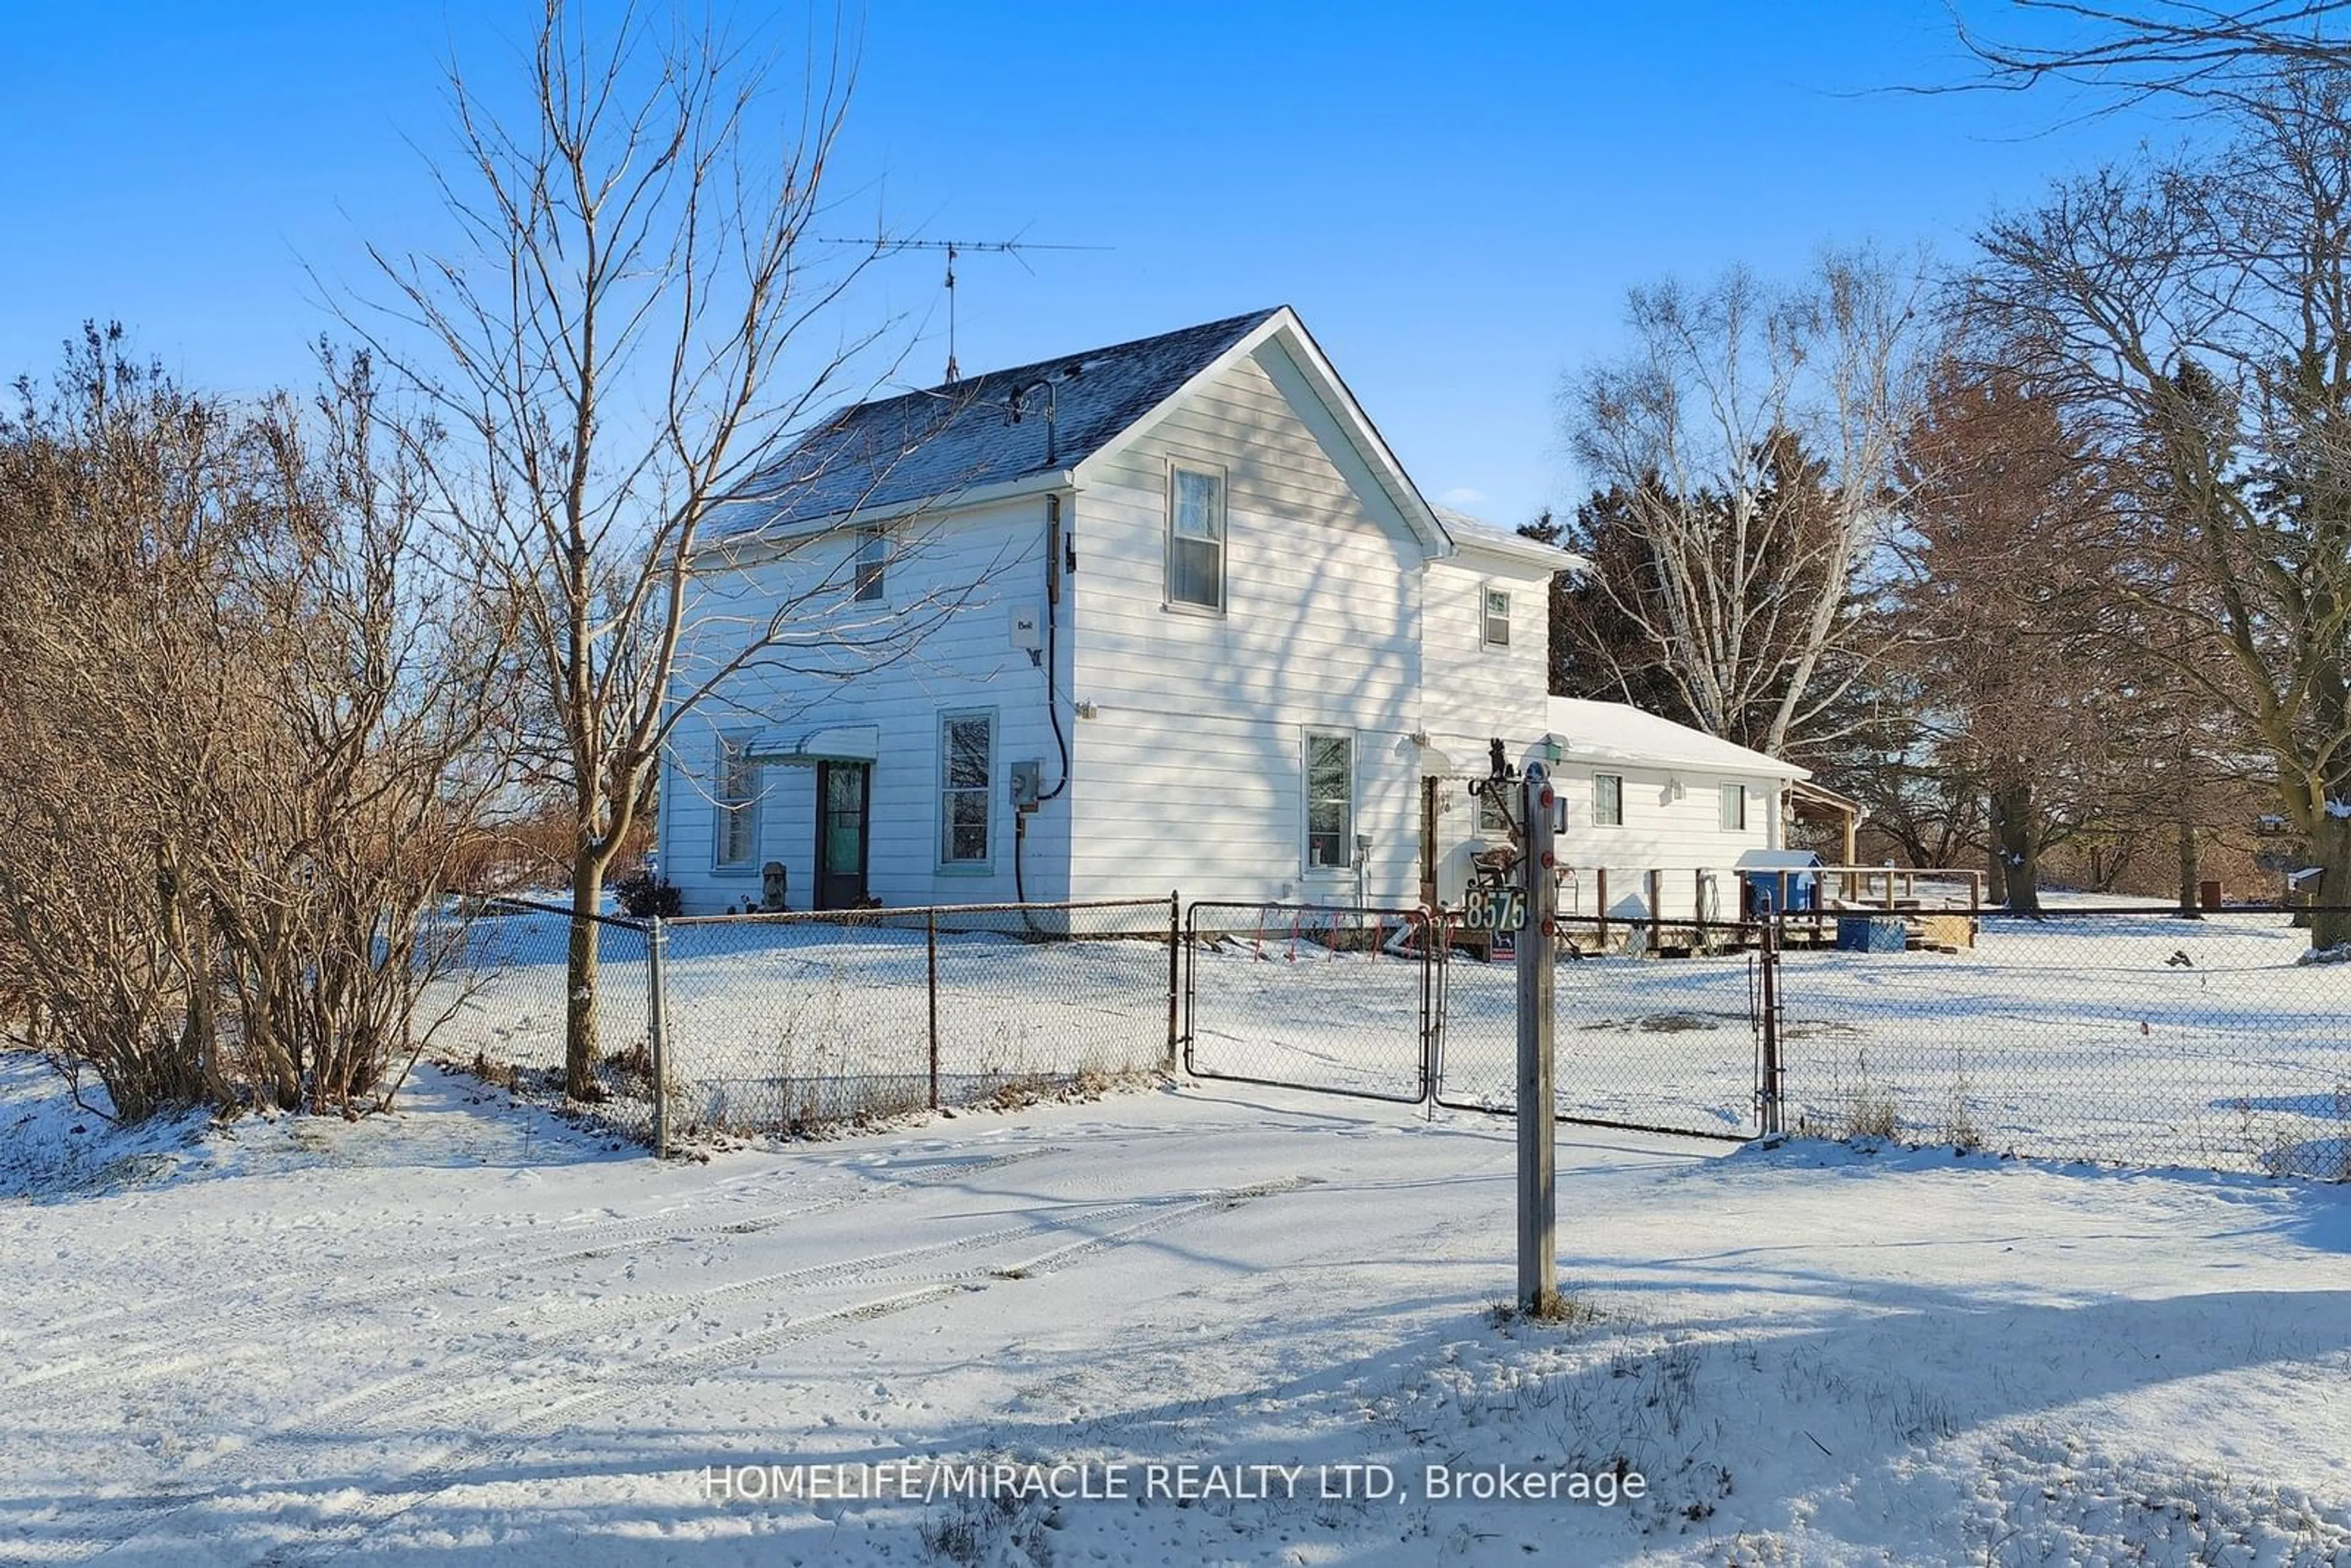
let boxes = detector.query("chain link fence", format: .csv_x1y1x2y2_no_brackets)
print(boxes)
1770,906,2351,1177
433,891,2351,1178
1175,898,2351,1178
429,901,658,1141
433,896,1178,1149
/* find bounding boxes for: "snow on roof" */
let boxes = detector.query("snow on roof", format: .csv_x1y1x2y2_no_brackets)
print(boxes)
1431,505,1584,571
707,309,1283,538
1736,848,1822,869
1545,697,1810,781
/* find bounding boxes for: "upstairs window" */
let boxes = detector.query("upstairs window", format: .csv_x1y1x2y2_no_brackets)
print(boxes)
852,526,887,602
1168,465,1224,610
1305,732,1353,870
1721,783,1748,832
940,711,994,865
714,736,759,868
1481,587,1511,648
1592,772,1624,828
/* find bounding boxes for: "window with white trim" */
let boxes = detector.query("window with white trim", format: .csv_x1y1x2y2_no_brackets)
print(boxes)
1481,587,1511,648
846,527,883,601
1592,772,1624,828
1167,464,1224,610
714,735,759,868
1477,787,1512,836
1721,782,1748,831
939,711,994,865
1304,732,1353,870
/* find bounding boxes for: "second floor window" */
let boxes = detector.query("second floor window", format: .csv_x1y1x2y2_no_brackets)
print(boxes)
1482,588,1511,648
853,526,887,602
1722,783,1748,831
1168,465,1224,610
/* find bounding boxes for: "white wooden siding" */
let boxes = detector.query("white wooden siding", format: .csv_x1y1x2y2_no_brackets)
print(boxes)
1420,551,1553,743
1065,343,1430,904
1553,762,1783,922
662,496,1072,914
1414,546,1561,906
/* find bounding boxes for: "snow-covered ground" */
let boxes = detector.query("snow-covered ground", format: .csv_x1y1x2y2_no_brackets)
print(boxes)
435,903,2351,1176
4,1048,2349,1566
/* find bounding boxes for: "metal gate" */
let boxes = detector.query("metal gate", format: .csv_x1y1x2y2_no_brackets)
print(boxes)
1428,915,1763,1141
1181,902,1764,1138
1180,902,1436,1103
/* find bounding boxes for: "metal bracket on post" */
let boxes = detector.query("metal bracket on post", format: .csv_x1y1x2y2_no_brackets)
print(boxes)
646,915,671,1161
1518,762,1560,1318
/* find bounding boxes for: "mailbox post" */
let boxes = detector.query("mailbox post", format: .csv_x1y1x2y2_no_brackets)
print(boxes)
1517,763,1560,1317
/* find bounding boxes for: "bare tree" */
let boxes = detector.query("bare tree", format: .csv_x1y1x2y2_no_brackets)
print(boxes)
1971,67,2351,943
354,3,959,1100
1563,250,1930,759
1956,1,2351,105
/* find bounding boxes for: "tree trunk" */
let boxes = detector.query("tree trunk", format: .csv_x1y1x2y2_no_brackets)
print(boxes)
2308,813,2351,950
1985,800,2008,907
1990,782,2041,916
2175,814,2202,920
564,852,606,1100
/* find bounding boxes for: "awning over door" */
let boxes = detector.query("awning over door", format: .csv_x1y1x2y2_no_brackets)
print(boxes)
742,723,880,765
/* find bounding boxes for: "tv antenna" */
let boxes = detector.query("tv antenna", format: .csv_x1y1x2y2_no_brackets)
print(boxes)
817,234,1110,384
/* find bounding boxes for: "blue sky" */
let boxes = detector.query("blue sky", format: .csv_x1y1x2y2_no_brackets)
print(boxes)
2,2,2172,527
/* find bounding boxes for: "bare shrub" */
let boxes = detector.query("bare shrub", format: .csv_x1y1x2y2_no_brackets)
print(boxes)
0,329,505,1120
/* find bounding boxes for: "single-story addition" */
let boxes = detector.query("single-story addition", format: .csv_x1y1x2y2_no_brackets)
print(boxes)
658,306,1807,917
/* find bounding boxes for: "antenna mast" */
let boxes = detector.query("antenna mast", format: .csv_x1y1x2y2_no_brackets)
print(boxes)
817,234,1111,384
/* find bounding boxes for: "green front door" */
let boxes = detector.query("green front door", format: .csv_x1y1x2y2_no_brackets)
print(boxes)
816,761,870,910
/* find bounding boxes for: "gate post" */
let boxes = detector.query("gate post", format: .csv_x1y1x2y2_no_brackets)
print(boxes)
927,909,940,1110
645,915,670,1160
1518,765,1561,1318
1757,918,1783,1136
1419,907,1441,1103
1166,890,1181,1073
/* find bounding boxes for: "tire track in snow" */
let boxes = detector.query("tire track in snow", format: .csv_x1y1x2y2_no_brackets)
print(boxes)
5,1142,1070,1387
252,1175,1319,1568
58,1174,1313,1564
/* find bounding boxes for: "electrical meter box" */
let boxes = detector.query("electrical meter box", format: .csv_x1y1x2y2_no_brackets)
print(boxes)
1010,760,1043,812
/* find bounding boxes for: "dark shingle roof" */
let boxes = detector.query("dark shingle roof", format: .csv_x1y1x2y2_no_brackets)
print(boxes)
709,307,1283,538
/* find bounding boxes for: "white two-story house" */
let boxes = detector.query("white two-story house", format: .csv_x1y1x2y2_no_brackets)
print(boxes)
659,306,1804,918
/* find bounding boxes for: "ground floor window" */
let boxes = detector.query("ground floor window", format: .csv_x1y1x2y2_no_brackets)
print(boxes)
1477,786,1512,836
715,735,759,868
1721,782,1748,831
1593,772,1624,828
1305,731,1353,870
940,711,994,865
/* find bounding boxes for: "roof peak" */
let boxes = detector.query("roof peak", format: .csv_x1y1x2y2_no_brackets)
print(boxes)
902,306,1285,402
711,307,1292,536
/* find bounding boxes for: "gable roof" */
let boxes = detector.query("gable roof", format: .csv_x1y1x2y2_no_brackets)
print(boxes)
708,309,1283,539
705,307,1450,554
1545,697,1809,781
1432,505,1584,574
